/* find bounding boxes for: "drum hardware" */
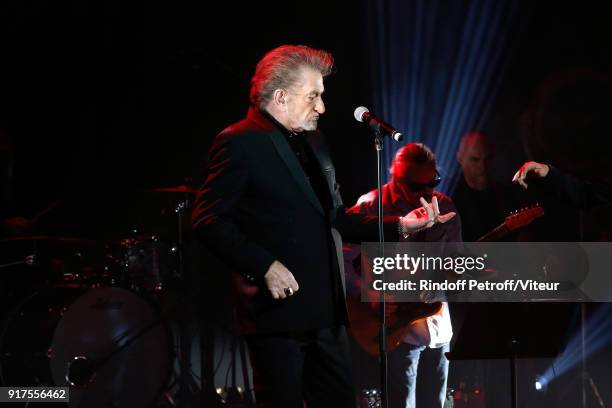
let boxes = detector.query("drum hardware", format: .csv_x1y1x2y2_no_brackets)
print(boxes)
0,286,173,407
61,187,193,391
172,193,193,406
140,182,197,405
0,254,37,269
66,356,95,388
105,234,176,292
0,182,198,406
0,235,106,286
59,312,168,390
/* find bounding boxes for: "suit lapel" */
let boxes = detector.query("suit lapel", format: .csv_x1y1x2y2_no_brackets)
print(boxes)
306,132,334,192
267,132,325,215
246,107,325,215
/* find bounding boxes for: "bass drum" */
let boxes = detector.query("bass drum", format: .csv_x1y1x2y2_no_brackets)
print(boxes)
0,286,172,408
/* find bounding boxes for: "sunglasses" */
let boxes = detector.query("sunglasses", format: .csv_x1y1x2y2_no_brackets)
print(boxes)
405,170,442,192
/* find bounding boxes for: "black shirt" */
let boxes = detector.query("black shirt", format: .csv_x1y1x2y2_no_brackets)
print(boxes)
452,177,523,242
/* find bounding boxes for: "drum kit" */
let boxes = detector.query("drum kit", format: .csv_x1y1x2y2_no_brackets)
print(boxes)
0,185,198,408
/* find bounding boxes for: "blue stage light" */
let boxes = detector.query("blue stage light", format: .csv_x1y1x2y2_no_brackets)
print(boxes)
363,0,519,194
535,375,548,392
539,304,612,387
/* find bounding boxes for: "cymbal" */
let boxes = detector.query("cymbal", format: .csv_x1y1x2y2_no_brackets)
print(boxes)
144,185,197,194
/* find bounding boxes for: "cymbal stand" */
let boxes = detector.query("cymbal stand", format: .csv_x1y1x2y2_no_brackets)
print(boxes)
174,196,197,407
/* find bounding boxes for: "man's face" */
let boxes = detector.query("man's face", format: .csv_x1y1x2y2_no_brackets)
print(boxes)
394,163,437,208
458,141,492,190
284,68,326,132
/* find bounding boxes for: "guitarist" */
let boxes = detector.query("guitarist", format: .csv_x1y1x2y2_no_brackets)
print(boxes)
347,143,462,408
452,132,526,242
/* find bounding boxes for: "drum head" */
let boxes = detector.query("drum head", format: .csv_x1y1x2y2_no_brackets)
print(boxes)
49,287,171,408
0,286,82,388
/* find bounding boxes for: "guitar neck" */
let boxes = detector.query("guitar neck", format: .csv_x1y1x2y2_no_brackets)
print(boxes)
477,223,510,242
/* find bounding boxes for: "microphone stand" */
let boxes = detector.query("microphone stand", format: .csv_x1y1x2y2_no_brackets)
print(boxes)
373,126,388,408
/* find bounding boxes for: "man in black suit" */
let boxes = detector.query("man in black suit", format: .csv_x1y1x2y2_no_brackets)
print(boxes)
191,44,455,407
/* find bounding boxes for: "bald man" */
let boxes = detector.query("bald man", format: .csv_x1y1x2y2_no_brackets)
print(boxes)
452,132,522,241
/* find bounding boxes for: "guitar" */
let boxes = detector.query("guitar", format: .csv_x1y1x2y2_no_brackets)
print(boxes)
476,204,544,242
348,204,545,356
347,297,442,356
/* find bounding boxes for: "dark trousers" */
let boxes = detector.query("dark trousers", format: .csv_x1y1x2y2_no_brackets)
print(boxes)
245,326,355,408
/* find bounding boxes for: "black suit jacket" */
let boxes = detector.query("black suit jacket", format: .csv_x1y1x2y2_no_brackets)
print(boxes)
543,166,612,209
192,107,398,333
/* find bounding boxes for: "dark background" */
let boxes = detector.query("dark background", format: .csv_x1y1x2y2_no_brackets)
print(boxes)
2,1,612,235
1,1,612,407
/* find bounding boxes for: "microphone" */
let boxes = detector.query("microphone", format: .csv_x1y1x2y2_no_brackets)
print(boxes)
354,106,403,141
